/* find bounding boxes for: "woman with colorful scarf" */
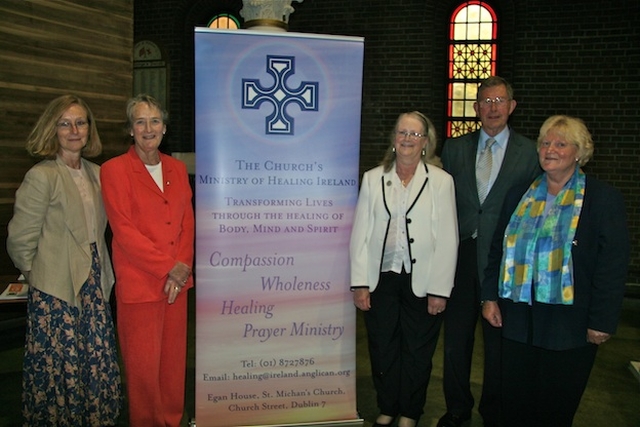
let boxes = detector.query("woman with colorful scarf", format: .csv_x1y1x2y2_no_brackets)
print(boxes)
481,115,630,427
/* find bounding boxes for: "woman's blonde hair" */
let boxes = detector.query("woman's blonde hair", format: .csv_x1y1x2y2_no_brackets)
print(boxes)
25,94,101,158
537,115,594,166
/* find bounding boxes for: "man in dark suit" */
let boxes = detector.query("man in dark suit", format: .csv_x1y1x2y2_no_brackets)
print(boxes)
437,76,541,427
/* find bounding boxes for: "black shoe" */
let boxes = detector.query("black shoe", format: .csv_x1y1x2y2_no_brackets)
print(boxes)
437,412,471,427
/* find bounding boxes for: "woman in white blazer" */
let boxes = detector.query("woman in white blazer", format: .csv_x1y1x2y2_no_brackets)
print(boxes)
350,111,458,427
7,95,121,426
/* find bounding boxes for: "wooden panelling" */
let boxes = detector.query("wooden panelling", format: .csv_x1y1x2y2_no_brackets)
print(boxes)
0,0,133,273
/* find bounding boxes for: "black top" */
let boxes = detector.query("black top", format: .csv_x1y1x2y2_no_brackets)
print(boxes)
482,175,630,350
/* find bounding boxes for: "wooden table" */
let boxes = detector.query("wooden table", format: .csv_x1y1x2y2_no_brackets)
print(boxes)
0,276,27,329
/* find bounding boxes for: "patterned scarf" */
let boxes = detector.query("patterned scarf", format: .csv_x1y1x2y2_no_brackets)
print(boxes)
499,167,585,305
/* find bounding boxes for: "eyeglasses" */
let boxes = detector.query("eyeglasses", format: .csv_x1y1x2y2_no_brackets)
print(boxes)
56,120,89,130
395,130,425,141
479,97,509,107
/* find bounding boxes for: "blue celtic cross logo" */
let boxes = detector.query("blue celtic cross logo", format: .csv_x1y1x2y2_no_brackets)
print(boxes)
242,55,319,136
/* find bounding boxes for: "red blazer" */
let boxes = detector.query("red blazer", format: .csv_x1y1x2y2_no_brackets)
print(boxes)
101,146,194,303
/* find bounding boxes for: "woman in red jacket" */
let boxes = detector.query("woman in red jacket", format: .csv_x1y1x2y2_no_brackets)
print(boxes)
101,94,194,427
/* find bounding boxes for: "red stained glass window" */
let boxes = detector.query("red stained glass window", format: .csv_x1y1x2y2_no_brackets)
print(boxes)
446,2,497,138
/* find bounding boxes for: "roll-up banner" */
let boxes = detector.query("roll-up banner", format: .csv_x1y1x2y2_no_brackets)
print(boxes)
194,28,364,427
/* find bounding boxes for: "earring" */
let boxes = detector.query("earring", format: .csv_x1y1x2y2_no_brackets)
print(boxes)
575,158,579,162
422,148,426,156
392,147,396,153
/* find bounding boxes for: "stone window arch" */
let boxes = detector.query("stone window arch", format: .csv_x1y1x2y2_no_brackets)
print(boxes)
133,40,168,109
208,13,240,29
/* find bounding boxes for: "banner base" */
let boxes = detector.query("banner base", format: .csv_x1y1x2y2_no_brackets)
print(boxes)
189,418,365,427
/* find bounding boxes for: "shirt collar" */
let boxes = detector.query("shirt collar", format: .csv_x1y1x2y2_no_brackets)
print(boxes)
479,126,511,150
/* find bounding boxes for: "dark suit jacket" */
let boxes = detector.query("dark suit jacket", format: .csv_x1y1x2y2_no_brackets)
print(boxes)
442,129,540,283
482,175,630,350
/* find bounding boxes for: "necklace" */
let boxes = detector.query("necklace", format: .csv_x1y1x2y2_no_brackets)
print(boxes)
396,161,416,187
400,173,413,187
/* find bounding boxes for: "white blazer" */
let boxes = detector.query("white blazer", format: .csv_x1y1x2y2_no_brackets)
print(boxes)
349,162,459,297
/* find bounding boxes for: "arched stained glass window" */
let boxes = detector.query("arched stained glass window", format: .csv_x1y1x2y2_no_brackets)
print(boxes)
208,14,240,29
446,2,497,138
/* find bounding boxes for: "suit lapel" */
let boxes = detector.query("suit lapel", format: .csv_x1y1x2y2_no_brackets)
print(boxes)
82,159,107,233
381,163,429,215
161,155,175,198
464,132,481,202
486,133,528,203
407,163,428,213
56,157,91,259
381,169,393,216
495,134,524,182
128,147,166,199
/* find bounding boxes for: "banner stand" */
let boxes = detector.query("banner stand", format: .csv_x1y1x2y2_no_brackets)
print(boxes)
194,28,364,427
190,419,364,427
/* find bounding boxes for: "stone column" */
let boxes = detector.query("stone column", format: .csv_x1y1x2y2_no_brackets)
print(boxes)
240,0,303,32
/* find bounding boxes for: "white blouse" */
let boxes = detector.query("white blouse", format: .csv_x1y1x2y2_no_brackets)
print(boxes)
381,174,413,274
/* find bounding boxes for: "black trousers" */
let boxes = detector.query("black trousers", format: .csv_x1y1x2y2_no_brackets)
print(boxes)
364,270,443,420
442,238,502,424
501,338,597,427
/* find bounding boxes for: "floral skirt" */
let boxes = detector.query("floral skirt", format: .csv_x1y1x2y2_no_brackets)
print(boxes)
22,243,122,427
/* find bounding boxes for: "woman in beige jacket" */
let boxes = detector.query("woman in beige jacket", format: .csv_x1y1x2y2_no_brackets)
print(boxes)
7,94,121,426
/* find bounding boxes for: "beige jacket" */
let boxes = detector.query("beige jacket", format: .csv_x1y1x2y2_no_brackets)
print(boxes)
7,156,114,306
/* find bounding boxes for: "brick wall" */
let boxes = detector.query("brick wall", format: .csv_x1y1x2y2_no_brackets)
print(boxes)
134,0,640,282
